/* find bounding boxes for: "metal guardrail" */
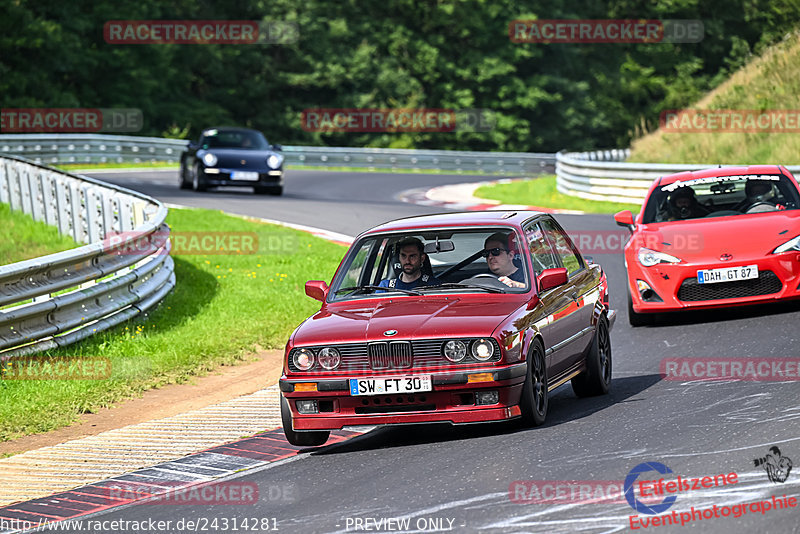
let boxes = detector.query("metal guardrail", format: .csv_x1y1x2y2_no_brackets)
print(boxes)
0,155,175,358
556,150,800,205
0,134,555,174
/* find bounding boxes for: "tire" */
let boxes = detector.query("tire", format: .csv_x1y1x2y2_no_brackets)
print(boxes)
627,286,653,327
280,395,330,447
179,162,192,189
192,163,207,192
571,315,612,397
519,338,548,427
254,185,283,196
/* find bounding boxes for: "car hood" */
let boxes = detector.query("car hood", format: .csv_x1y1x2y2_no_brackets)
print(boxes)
201,148,279,169
292,296,527,346
636,210,800,261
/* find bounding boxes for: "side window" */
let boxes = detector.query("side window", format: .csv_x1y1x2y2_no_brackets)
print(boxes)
539,219,584,276
523,221,559,274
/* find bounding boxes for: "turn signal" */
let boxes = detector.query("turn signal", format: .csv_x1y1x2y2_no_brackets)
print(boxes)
467,373,493,383
294,383,318,392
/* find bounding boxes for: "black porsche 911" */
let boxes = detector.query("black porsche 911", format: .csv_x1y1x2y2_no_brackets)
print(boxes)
179,127,285,195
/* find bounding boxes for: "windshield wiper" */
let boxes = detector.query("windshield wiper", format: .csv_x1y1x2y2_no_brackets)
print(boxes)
417,283,504,294
335,285,422,296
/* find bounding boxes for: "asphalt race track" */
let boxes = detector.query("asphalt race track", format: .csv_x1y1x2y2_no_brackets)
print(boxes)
54,169,800,533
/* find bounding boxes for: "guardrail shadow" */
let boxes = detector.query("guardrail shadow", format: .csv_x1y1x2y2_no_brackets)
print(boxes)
310,373,663,455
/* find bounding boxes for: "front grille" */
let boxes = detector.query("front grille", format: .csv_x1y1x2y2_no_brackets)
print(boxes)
368,341,413,369
677,271,782,301
288,338,501,371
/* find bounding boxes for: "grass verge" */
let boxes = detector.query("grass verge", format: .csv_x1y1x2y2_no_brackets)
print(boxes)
0,208,347,441
0,203,78,265
474,175,642,214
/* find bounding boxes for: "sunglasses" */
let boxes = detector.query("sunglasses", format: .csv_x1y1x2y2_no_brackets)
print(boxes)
481,247,508,258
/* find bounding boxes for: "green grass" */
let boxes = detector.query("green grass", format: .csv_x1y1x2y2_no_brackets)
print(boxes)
630,32,800,165
475,175,642,214
0,208,347,441
0,203,79,265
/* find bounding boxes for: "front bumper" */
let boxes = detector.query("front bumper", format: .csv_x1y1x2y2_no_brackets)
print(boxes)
200,167,283,186
627,252,800,313
280,363,527,431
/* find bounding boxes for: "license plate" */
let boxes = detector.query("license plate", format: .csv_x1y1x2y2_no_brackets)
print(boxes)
231,171,259,181
349,375,432,396
697,264,758,284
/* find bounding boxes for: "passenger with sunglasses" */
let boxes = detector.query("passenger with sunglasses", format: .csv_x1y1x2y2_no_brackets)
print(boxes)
483,232,526,288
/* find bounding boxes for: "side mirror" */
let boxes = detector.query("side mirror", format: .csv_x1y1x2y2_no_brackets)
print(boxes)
537,267,568,292
305,280,329,302
272,143,283,151
614,210,635,231
187,142,198,151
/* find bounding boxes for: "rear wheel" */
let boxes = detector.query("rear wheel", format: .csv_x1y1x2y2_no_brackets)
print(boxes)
519,339,548,427
571,315,612,397
280,395,330,446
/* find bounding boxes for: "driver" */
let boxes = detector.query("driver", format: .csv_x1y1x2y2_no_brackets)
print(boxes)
667,186,706,220
378,237,440,290
483,232,526,288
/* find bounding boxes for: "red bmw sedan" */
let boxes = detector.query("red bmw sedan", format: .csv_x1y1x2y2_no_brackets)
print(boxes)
279,211,615,446
615,165,800,326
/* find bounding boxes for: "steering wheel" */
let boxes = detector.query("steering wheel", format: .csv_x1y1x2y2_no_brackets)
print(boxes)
745,202,777,214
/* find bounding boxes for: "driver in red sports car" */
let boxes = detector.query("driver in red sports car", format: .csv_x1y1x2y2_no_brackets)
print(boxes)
667,186,708,220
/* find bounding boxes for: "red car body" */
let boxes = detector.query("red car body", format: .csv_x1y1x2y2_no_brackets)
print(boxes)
279,211,615,446
616,165,800,325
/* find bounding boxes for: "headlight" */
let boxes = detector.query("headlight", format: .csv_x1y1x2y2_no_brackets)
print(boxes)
317,347,341,370
443,340,467,362
267,154,283,169
773,234,800,254
637,247,681,267
292,348,315,371
202,153,218,166
471,339,495,361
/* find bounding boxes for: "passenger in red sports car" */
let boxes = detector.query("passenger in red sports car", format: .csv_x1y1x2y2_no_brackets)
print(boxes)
667,186,708,220
378,237,440,290
483,232,526,288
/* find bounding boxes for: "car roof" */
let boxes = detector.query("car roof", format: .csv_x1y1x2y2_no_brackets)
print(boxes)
658,165,788,186
201,127,264,135
363,210,546,235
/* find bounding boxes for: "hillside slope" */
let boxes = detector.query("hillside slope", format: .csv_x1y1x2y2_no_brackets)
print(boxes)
629,31,800,164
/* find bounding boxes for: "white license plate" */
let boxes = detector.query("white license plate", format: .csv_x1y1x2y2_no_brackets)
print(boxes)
231,171,259,181
349,375,432,396
697,264,758,284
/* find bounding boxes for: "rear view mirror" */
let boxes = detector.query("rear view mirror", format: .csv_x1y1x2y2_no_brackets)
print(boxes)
537,268,568,292
614,210,635,231
424,240,454,253
305,280,329,302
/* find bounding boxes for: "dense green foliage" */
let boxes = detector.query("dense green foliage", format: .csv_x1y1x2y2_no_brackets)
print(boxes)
2,0,798,151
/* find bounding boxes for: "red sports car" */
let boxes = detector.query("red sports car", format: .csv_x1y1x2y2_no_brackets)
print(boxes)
615,165,800,326
279,211,615,446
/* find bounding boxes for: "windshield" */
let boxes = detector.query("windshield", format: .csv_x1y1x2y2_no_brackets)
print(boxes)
329,228,530,301
200,129,270,150
641,173,800,223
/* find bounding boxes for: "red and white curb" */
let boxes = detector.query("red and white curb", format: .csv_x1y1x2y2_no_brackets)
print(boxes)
397,178,585,214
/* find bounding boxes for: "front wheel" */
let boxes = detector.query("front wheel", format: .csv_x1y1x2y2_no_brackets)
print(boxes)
192,163,208,192
280,395,330,446
571,315,612,397
179,163,192,189
519,339,548,427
